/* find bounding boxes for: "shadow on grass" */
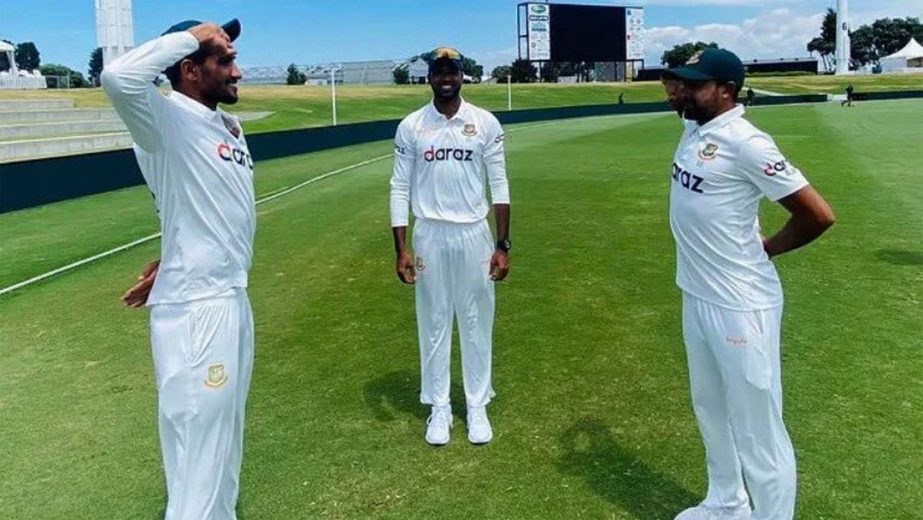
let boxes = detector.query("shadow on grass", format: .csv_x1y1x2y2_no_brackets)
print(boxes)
557,417,698,520
876,249,923,266
363,369,468,423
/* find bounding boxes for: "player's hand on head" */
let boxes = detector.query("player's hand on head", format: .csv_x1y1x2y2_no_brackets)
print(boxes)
489,250,510,281
188,23,229,46
122,260,160,308
396,251,416,285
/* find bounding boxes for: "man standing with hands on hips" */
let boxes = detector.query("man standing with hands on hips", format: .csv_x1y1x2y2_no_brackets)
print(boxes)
102,16,256,519
662,48,835,520
389,47,511,447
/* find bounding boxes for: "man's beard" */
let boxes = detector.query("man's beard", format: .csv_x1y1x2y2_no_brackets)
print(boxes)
211,81,239,105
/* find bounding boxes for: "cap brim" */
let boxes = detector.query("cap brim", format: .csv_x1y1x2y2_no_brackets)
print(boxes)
662,67,714,82
222,19,241,41
429,57,462,72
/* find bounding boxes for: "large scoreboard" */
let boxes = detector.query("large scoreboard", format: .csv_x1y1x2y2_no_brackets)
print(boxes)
518,3,645,62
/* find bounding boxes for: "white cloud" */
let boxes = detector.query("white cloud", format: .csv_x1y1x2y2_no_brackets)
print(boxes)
644,8,824,65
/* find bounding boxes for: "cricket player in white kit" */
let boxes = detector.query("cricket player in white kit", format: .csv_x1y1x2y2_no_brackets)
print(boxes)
102,18,255,520
662,49,835,520
390,47,511,446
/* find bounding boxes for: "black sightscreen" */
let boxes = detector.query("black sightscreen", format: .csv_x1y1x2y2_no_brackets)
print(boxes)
549,4,626,62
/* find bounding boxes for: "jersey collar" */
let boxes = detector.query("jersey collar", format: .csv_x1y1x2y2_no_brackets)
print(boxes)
696,104,745,136
169,89,222,120
427,97,470,124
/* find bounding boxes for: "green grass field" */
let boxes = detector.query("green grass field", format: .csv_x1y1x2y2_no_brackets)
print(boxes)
1,99,921,519
1,72,919,133
0,83,668,134
747,73,923,94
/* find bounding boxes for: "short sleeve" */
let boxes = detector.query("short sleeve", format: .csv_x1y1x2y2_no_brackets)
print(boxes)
737,133,809,201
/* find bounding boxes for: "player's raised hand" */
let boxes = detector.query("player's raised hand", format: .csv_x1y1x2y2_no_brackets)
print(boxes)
396,250,416,285
122,260,160,308
489,250,510,281
188,22,230,45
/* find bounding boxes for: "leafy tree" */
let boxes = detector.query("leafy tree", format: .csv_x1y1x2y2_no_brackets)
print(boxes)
39,64,88,88
852,17,923,67
460,57,483,80
660,41,718,68
285,63,306,85
392,66,410,85
490,65,512,80
538,61,594,82
510,58,537,83
849,25,878,67
14,41,41,71
88,47,103,86
811,12,923,69
807,36,835,72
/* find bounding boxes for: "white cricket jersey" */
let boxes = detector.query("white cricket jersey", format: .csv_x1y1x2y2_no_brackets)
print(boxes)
101,32,256,305
390,99,509,227
669,105,809,311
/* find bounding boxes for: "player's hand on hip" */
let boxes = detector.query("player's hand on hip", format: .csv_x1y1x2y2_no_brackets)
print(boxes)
489,250,510,281
396,251,416,285
122,260,160,308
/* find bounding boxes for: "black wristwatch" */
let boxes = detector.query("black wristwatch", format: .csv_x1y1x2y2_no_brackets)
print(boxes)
496,239,511,254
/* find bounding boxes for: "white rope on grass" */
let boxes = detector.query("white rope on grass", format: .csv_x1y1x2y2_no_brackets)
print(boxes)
0,154,392,296
0,115,630,297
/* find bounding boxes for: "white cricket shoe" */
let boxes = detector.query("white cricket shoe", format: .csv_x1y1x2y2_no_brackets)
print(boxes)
466,406,493,445
425,405,452,446
675,504,751,520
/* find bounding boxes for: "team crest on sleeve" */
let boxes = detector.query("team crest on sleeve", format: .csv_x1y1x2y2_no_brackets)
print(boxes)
698,143,719,160
462,123,478,137
415,256,426,272
205,364,228,388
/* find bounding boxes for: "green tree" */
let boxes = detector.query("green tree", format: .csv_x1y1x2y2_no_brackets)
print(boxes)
490,65,512,80
660,41,718,68
15,41,41,70
285,63,306,85
839,16,923,68
540,62,560,82
461,57,483,81
88,47,103,86
39,64,88,88
807,36,835,72
850,25,878,68
806,8,841,72
510,59,537,83
392,66,410,85
539,61,591,82
865,17,923,64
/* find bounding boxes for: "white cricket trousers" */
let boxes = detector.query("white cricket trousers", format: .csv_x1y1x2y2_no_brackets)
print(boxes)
413,218,496,408
682,292,796,520
150,288,254,520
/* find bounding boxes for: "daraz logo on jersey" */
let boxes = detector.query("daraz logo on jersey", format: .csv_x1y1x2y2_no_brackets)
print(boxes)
217,142,254,170
762,159,792,177
423,145,474,162
672,162,705,194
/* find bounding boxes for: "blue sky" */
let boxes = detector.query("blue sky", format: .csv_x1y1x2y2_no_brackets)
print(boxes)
2,0,921,74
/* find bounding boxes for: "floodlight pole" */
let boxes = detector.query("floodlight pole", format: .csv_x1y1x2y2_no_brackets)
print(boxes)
507,75,512,111
330,68,338,126
835,0,851,75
